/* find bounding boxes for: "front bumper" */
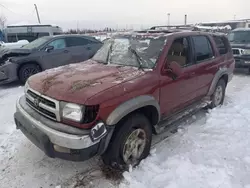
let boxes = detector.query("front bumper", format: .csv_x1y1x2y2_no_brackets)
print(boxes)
0,61,18,84
234,55,250,68
14,96,114,161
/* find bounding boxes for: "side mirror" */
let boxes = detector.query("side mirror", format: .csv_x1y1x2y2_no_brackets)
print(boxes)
164,61,182,79
45,46,54,52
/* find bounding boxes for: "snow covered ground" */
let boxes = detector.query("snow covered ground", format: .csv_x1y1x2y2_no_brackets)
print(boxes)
1,72,250,188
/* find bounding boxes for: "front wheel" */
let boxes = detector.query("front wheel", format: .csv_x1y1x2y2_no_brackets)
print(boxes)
18,64,41,84
102,113,152,169
209,79,226,108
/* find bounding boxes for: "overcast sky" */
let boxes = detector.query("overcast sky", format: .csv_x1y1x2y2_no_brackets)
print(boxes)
0,0,249,30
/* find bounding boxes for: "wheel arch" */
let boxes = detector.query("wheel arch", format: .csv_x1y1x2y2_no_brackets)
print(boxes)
105,95,160,133
207,67,229,96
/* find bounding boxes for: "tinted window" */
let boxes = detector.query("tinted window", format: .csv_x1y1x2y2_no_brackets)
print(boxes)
213,36,228,55
48,38,66,49
192,36,213,62
66,37,90,47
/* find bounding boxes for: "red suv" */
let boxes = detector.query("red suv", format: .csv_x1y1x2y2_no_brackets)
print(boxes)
14,30,234,169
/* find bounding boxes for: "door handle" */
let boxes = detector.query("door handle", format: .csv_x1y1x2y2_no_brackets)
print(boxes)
86,46,91,50
64,50,69,53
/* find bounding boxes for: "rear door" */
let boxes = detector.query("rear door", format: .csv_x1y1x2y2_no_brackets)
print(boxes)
191,35,219,98
41,38,73,69
65,37,102,63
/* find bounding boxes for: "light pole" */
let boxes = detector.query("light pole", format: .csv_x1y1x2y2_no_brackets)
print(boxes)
167,13,170,26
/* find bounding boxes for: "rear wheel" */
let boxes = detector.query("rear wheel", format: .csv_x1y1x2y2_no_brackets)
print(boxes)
209,79,226,108
102,113,152,169
18,64,41,84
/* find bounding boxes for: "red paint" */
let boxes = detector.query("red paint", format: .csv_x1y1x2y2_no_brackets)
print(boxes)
28,32,234,129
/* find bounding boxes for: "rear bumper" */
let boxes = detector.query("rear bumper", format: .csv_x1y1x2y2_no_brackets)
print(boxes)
14,96,114,161
0,61,18,84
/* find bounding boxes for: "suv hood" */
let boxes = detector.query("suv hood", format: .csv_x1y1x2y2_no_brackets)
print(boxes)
230,43,250,49
28,60,146,104
0,48,32,64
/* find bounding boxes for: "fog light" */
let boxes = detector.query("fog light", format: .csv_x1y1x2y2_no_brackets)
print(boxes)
90,122,107,141
53,145,71,153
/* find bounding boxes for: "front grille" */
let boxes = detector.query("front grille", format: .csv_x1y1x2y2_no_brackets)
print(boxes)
27,90,56,108
26,98,57,119
233,49,240,55
25,89,59,121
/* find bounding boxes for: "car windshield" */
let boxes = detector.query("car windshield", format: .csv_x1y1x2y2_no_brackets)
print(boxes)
21,37,50,49
92,35,167,69
228,31,250,43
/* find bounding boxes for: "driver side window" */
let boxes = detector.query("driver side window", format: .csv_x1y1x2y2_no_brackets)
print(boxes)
165,37,192,68
48,38,66,50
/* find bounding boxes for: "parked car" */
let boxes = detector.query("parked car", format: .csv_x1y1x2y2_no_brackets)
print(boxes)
0,35,102,84
0,40,29,49
14,30,234,169
228,28,250,72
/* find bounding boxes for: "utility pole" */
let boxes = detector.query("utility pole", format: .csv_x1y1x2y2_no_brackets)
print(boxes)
167,13,170,26
34,4,41,24
184,14,187,26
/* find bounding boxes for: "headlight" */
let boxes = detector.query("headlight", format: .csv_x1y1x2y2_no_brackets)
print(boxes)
243,49,250,55
61,102,84,122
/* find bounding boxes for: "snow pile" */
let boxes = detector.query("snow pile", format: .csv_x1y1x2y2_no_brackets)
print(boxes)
1,74,250,188
120,77,250,188
0,40,29,49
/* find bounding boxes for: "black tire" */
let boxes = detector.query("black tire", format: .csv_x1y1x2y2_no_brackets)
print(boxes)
18,63,41,84
102,113,152,170
209,79,226,109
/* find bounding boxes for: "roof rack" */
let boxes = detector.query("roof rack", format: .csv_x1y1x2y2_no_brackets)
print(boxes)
150,25,195,31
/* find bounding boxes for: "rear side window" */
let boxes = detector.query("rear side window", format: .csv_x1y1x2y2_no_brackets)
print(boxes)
66,37,91,47
213,36,228,55
192,36,214,62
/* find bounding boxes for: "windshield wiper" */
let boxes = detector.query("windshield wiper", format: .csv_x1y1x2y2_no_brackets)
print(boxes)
128,46,144,70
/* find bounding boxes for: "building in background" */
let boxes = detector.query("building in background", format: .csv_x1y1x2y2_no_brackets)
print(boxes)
4,23,63,42
199,19,250,30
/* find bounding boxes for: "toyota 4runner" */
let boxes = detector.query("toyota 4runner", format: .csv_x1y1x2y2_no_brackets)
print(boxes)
14,30,234,169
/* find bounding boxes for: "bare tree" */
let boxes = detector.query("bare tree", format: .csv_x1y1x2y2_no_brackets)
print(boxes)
0,15,7,29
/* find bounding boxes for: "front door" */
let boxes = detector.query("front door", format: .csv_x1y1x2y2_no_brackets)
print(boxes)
41,38,73,69
159,36,198,118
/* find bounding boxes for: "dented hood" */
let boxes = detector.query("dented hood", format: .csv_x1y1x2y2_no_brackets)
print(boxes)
28,60,145,104
0,48,32,63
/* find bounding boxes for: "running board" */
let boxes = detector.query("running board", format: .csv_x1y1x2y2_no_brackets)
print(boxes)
154,98,211,134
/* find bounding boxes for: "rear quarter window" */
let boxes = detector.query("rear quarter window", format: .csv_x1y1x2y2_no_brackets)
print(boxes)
213,35,229,55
